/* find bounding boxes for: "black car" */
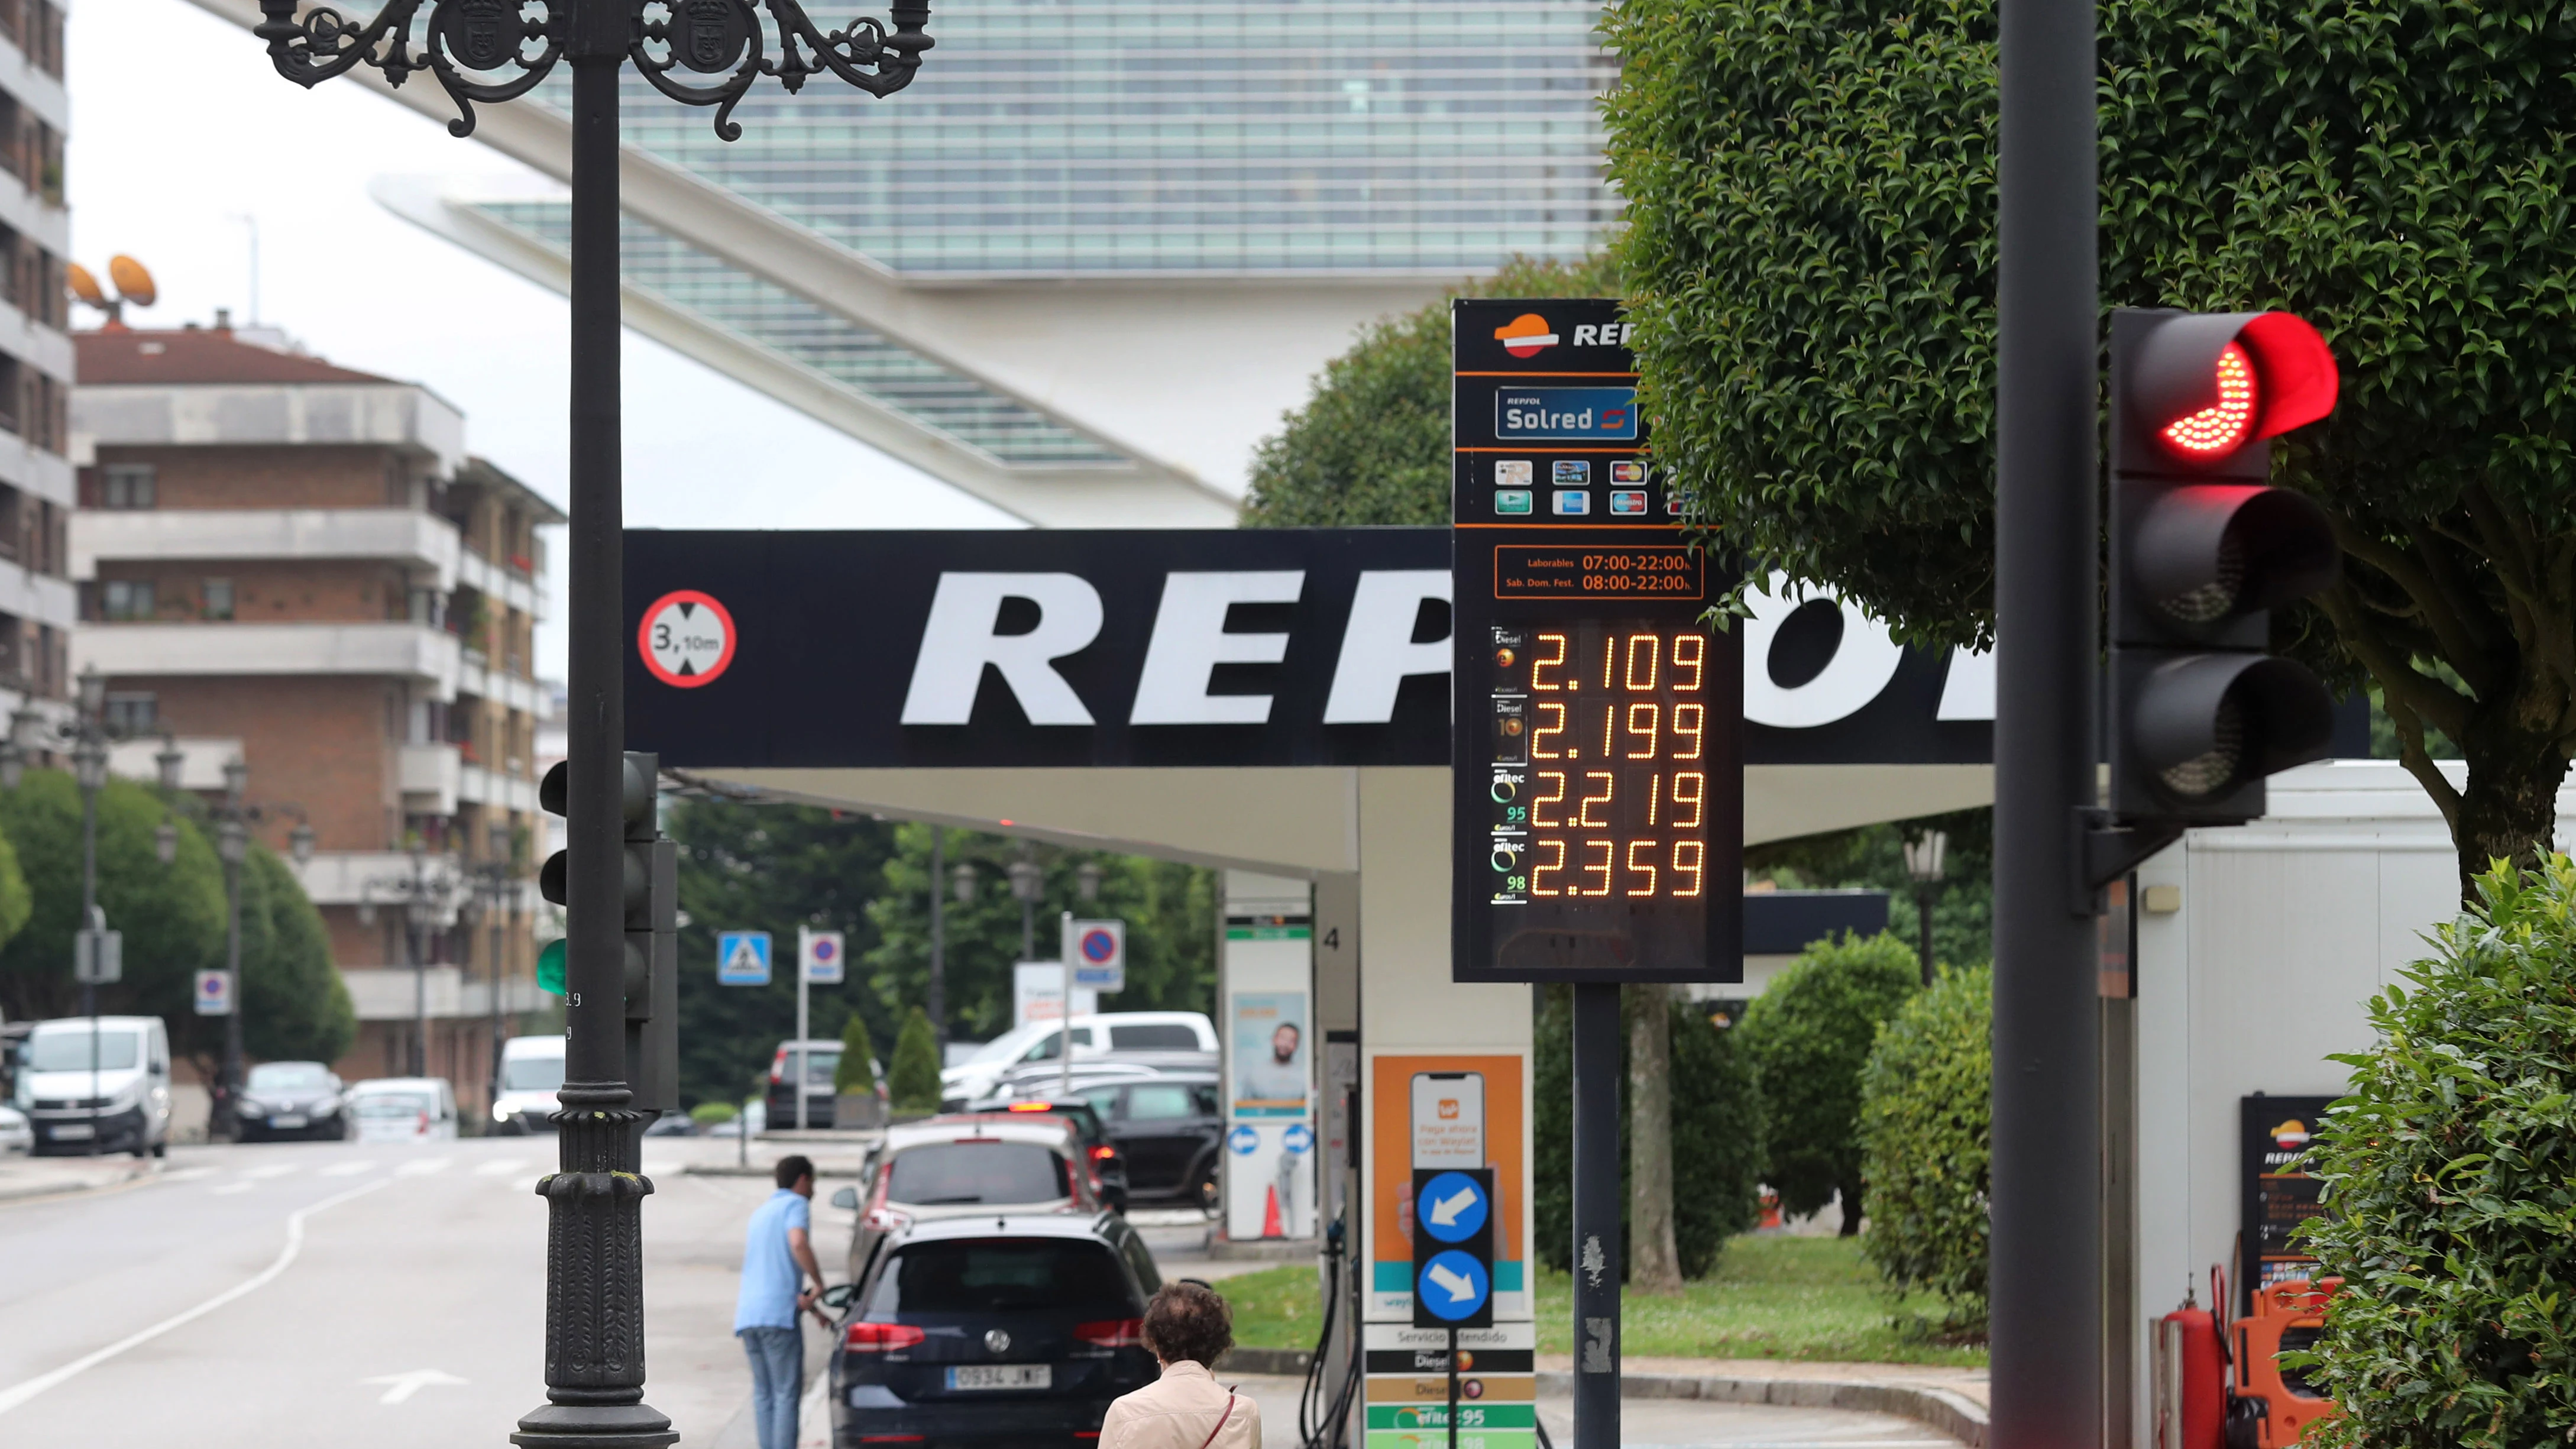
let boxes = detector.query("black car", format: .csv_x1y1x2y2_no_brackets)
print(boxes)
1073,1075,1222,1210
231,1061,348,1142
824,1212,1162,1447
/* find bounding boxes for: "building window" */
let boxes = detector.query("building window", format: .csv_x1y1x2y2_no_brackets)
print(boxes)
102,578,154,620
102,464,154,509
202,578,234,620
103,693,155,736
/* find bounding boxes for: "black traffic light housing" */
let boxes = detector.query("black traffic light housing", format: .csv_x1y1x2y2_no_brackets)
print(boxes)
2109,309,2342,829
539,752,678,1114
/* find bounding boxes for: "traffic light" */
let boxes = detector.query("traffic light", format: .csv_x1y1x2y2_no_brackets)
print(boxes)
538,752,678,1113
2109,309,2342,826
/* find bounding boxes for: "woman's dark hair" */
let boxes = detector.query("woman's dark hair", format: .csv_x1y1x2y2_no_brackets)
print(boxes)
1141,1280,1233,1367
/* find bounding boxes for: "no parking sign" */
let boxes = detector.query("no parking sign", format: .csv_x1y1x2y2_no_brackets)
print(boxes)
1062,918,1125,992
194,969,234,1016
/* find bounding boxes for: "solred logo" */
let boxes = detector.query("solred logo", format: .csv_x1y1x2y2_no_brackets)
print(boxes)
1493,313,1558,358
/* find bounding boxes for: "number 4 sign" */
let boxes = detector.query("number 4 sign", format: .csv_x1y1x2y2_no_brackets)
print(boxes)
638,590,737,688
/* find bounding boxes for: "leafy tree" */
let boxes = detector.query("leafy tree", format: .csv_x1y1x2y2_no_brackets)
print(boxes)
834,1011,875,1093
864,824,1216,1045
1859,963,1993,1333
668,798,898,1108
888,1006,940,1112
1603,0,2576,890
235,843,356,1066
1750,808,1993,971
2296,859,2576,1449
1536,987,1765,1279
0,771,224,1028
1737,932,1922,1234
1241,255,1624,528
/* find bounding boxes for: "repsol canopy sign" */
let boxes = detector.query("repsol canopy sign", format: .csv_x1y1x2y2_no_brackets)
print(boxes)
623,529,1995,770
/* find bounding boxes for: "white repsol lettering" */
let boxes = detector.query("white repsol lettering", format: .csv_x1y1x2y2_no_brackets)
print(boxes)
900,573,1103,725
1569,323,1630,347
1130,571,1306,725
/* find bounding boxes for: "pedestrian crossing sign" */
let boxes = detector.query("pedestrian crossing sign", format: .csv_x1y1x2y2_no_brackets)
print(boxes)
719,930,773,986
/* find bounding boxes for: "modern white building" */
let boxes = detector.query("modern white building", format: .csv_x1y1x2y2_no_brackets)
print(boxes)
0,0,75,733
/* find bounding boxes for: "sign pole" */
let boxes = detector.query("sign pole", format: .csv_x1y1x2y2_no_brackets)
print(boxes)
796,926,810,1131
1061,913,1075,1101
1569,984,1622,1449
1446,1325,1459,1449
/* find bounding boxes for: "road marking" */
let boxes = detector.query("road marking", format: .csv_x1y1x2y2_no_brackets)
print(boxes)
394,1157,451,1177
475,1158,531,1177
320,1160,378,1178
0,1176,393,1418
361,1368,470,1405
209,1181,254,1196
241,1164,299,1180
157,1167,216,1185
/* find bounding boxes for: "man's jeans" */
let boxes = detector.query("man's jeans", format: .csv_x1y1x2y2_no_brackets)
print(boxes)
740,1325,804,1449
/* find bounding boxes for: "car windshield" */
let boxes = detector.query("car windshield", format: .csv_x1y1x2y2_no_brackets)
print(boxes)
886,1142,1069,1206
25,1030,140,1072
864,1240,1132,1318
248,1063,330,1091
959,1023,1052,1068
503,1056,565,1092
354,1093,432,1117
787,1048,839,1087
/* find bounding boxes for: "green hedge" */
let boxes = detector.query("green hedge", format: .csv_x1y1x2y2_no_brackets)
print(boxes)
1536,988,1765,1279
1737,931,1921,1229
835,1013,876,1093
2297,860,2576,1449
1857,963,1991,1330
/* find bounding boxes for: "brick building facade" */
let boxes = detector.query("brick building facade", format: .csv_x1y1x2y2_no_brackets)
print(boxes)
68,324,560,1115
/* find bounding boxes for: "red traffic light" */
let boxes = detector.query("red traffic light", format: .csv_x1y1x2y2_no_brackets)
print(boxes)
2128,312,2338,468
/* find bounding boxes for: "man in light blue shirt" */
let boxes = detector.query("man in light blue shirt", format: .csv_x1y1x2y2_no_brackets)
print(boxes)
736,1154,825,1449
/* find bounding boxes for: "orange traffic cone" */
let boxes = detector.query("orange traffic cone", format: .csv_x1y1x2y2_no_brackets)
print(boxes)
1262,1184,1284,1239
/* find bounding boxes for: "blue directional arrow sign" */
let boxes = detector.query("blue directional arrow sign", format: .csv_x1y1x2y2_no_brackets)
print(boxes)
1416,1170,1489,1244
1416,1250,1491,1322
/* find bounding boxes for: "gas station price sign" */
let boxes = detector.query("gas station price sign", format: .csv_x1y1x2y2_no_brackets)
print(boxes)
1451,299,1743,984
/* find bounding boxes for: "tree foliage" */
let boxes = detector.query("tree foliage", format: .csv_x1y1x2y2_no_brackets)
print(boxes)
1749,808,1994,974
835,1011,876,1093
1737,932,1922,1232
1604,0,2576,887
0,771,224,1029
1537,987,1765,1279
2296,859,2576,1449
234,843,355,1066
1241,255,1624,529
1858,963,1992,1331
888,1006,940,1113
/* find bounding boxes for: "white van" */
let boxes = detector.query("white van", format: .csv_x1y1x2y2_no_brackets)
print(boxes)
12,1015,171,1157
939,1011,1216,1110
347,1077,458,1143
492,1034,566,1134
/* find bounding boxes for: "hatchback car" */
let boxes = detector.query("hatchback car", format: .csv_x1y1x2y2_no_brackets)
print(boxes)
345,1078,459,1143
824,1212,1162,1447
232,1061,348,1142
832,1118,1101,1281
959,1101,1129,1212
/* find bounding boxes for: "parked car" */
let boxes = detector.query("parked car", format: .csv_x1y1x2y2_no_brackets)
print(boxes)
1073,1073,1224,1211
766,1039,884,1131
940,1013,1217,1110
707,1099,768,1138
14,1015,172,1157
823,1212,1162,1447
642,1110,697,1137
831,1117,1102,1280
232,1061,348,1142
971,1060,1170,1110
955,1101,1129,1212
0,1102,30,1154
347,1078,459,1143
491,1035,565,1134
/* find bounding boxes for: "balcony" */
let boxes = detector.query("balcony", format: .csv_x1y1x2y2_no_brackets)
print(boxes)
70,509,460,587
337,966,548,1021
456,545,542,619
458,762,539,813
288,849,465,910
400,742,461,816
72,622,462,700
107,735,244,791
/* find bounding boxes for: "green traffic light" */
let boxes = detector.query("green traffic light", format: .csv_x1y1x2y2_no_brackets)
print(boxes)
538,939,567,996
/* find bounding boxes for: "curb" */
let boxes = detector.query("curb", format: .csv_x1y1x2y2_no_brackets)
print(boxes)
1224,1347,1316,1377
1530,1370,1988,1447
0,1160,157,1206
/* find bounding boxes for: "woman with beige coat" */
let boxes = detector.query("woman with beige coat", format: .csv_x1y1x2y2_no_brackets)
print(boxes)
1096,1280,1262,1449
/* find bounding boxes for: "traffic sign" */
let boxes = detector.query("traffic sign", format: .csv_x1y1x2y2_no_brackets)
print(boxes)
1227,1125,1258,1155
74,927,121,985
637,588,737,688
1412,1166,1494,1327
1062,917,1125,992
800,928,845,984
193,969,234,1016
719,930,773,985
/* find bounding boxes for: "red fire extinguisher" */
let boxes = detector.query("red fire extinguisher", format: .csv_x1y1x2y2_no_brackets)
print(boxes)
2156,1274,2227,1449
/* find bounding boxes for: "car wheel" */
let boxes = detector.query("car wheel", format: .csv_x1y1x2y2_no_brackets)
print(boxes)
151,1136,168,1159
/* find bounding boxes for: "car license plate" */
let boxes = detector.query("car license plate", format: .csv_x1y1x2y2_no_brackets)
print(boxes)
48,1123,93,1140
947,1365,1049,1391
273,1114,307,1129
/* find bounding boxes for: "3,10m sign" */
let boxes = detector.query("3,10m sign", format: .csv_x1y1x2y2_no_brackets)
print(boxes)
1451,297,1743,984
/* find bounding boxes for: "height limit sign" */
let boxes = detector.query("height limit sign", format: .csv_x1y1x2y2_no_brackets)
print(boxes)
638,589,736,688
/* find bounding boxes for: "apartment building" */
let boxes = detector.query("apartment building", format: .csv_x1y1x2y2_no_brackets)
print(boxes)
0,0,72,726
67,320,561,1111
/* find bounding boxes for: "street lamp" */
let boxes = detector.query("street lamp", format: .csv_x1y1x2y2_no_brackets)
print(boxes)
1076,860,1103,903
1901,829,1949,988
249,4,932,1445
473,819,522,1121
358,844,466,1079
1007,843,1043,963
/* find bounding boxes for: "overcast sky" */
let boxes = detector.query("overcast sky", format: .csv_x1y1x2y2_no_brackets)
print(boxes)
66,0,1018,680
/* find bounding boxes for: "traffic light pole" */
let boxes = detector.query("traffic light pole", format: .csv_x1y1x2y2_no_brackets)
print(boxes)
1569,984,1622,1449
1991,0,2102,1444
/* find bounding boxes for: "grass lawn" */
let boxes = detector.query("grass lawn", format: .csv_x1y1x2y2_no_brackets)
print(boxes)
1221,1236,1986,1369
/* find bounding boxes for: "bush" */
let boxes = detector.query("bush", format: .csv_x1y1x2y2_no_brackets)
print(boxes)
2296,859,2576,1449
1737,932,1921,1231
1537,988,1765,1279
1857,963,1991,1331
689,1100,740,1125
888,1006,941,1112
835,1013,876,1093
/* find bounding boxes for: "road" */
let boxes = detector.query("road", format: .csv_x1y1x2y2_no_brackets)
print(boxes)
0,1136,1964,1449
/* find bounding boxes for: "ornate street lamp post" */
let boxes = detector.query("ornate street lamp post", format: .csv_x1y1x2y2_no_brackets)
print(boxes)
1901,829,1949,989
248,2,931,1442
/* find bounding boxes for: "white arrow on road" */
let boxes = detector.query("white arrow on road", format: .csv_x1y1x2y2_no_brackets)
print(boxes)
361,1369,469,1405
1425,1186,1478,1228
1425,1263,1476,1303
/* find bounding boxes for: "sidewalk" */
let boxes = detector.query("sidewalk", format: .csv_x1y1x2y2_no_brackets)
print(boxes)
1533,1353,1991,1446
0,1152,159,1204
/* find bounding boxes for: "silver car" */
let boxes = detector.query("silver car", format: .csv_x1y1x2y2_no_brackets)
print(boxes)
0,1103,30,1154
